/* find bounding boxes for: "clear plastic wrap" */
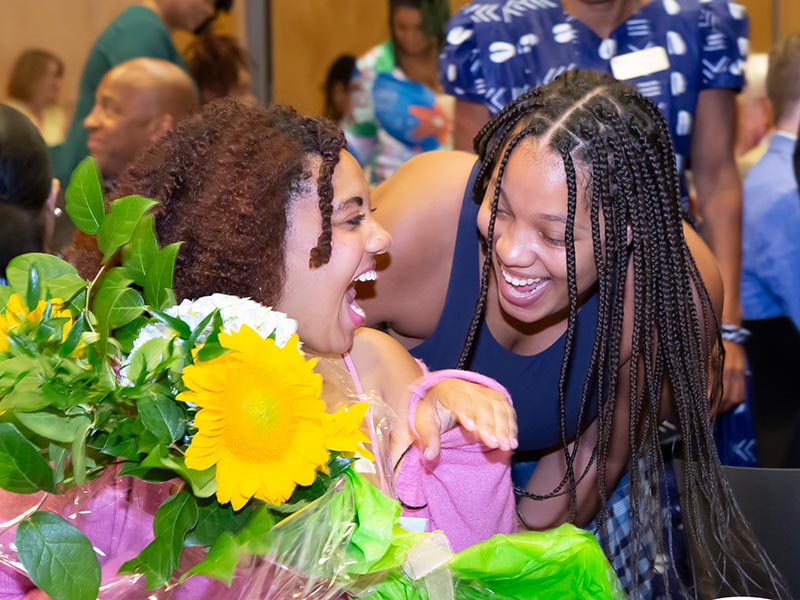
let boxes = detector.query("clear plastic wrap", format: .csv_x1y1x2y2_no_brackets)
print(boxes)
0,467,167,598
230,357,626,600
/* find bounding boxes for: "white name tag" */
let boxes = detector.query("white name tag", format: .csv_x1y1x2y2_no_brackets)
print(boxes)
610,46,670,81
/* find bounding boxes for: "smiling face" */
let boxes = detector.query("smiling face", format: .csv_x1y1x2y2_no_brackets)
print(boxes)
84,72,162,181
278,151,391,355
477,141,599,328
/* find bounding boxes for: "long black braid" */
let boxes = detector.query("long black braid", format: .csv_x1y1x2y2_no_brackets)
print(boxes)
459,69,788,599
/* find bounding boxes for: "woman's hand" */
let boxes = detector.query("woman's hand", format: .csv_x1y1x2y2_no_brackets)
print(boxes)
413,378,518,460
718,340,747,413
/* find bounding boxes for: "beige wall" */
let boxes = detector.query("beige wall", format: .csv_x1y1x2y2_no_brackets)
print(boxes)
0,1,243,121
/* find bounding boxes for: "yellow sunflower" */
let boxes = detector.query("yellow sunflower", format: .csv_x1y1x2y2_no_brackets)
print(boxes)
323,402,373,460
179,326,331,509
0,294,73,353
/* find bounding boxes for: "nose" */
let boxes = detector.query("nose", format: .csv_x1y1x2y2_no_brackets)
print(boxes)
366,222,391,255
494,223,537,269
84,105,99,131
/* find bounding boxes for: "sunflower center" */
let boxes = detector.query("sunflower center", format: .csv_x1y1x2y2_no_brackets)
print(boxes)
226,388,292,459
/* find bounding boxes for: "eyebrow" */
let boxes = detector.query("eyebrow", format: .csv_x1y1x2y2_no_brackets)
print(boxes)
333,196,363,215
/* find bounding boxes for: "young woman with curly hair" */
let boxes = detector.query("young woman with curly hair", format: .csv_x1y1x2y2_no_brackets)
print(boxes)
85,99,519,554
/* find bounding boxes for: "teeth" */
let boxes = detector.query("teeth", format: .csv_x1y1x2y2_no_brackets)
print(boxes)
502,270,542,287
350,303,365,317
354,270,377,283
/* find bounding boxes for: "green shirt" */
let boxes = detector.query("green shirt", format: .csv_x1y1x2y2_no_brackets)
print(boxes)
53,6,186,186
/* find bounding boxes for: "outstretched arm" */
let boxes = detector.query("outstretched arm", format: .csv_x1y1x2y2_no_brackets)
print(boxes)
351,328,517,466
453,99,491,152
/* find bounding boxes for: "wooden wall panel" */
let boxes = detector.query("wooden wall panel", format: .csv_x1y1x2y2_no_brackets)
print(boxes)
778,0,800,42
739,0,772,54
1,1,244,121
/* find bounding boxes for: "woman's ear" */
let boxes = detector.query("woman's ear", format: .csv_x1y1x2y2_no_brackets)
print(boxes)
626,223,633,248
41,178,59,253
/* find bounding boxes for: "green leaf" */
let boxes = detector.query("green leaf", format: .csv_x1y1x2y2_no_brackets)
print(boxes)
16,511,101,600
138,393,186,443
0,354,37,377
150,309,192,339
65,157,105,235
98,266,134,290
0,423,55,492
96,195,158,263
99,419,142,460
58,314,86,358
0,378,52,412
0,285,10,306
119,536,173,590
141,446,217,497
92,285,145,331
188,309,219,347
234,504,276,555
121,213,159,286
70,420,91,486
113,315,149,354
120,490,199,589
195,343,230,363
47,274,88,305
144,242,181,310
185,499,252,547
49,443,67,485
25,265,41,310
183,531,239,585
16,412,92,443
6,254,81,297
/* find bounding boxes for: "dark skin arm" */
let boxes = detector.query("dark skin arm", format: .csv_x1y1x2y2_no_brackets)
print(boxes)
453,99,491,152
691,88,745,412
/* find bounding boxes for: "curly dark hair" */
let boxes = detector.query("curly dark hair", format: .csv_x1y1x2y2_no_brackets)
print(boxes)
184,32,250,104
461,69,788,599
105,99,345,306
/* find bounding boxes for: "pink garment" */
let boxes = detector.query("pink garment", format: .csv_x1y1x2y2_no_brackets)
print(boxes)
341,353,517,553
395,430,516,553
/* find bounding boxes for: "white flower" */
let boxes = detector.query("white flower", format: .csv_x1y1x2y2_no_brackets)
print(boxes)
119,294,298,385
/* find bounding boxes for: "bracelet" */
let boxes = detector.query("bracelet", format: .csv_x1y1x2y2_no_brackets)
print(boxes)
407,363,513,440
720,323,751,344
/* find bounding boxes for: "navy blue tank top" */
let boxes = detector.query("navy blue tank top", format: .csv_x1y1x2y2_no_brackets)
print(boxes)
410,162,600,453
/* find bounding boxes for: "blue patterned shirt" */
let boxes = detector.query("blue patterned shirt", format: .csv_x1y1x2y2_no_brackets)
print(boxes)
440,0,748,210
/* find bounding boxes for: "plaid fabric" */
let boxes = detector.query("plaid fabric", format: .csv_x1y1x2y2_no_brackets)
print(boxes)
589,473,657,599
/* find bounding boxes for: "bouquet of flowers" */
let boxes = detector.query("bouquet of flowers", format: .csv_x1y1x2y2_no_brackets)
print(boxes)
0,159,624,600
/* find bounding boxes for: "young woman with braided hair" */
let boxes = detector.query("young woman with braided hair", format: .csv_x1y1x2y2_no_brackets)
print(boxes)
359,69,788,598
